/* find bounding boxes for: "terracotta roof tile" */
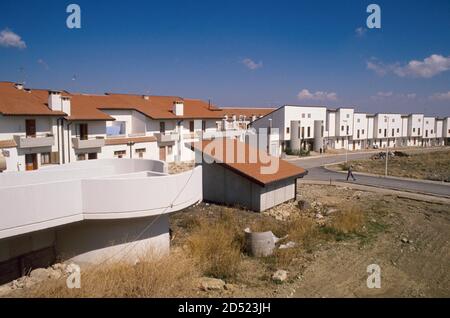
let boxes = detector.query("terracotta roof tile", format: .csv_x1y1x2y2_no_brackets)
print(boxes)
0,82,66,116
191,138,307,186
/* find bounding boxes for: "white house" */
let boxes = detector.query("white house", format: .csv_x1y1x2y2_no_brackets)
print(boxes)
423,116,436,146
351,112,368,150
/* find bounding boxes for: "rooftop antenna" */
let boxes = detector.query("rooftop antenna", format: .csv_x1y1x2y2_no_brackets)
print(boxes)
18,66,26,85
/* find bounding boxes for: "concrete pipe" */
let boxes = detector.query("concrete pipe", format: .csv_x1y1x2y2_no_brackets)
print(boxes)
244,229,275,257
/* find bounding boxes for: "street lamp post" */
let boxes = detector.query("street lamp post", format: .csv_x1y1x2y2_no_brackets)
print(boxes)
384,115,389,177
343,120,348,163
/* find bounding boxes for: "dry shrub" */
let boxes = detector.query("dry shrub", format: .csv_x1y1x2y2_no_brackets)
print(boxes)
187,211,242,279
331,206,364,234
27,250,197,298
250,216,289,238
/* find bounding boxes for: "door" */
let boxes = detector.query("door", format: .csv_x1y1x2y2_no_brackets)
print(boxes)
159,146,166,161
25,119,36,137
79,124,88,140
25,154,37,171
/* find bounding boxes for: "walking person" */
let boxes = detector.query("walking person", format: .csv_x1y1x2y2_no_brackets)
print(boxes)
346,164,356,181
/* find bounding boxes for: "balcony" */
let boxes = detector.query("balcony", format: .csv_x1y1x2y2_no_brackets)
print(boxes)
72,137,105,149
14,134,54,149
154,132,179,144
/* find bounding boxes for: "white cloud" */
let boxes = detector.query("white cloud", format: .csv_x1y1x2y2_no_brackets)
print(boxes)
367,54,450,78
371,92,417,100
0,29,26,49
241,58,263,70
429,91,450,101
376,91,393,97
297,89,338,102
355,27,367,37
394,54,450,78
366,60,388,76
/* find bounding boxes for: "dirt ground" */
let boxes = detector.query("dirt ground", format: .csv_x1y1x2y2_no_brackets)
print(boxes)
3,184,449,298
332,149,450,182
171,184,450,297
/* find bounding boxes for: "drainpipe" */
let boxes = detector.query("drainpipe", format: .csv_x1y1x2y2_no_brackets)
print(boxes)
60,119,66,164
57,118,62,164
128,141,135,158
66,121,73,163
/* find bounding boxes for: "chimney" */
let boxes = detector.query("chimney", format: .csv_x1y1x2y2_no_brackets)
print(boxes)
173,100,184,116
48,91,63,111
14,83,24,90
61,96,71,116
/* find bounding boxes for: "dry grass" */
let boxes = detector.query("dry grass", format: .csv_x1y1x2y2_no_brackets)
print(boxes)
337,149,450,182
186,211,243,279
27,251,198,298
330,206,365,234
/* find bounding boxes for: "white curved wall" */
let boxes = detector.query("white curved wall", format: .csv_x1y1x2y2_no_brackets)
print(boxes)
0,159,202,240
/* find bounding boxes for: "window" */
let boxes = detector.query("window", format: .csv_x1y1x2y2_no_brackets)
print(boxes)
392,129,395,137
88,153,97,160
418,118,421,122
346,114,350,118
168,145,173,155
384,118,387,123
114,150,126,159
302,114,305,118
307,127,311,138
107,121,126,136
379,129,382,134
341,126,344,131
41,152,51,165
202,120,206,132
431,129,434,134
159,122,165,133
357,130,360,139
307,113,311,118
362,129,365,135
392,118,395,123
425,130,428,138
357,118,360,123
77,153,86,161
413,128,416,132
397,128,400,133
189,121,194,132
135,148,146,158
77,123,88,140
286,127,290,134
346,126,349,135
418,128,421,135
384,129,387,137
426,121,429,124
301,127,305,138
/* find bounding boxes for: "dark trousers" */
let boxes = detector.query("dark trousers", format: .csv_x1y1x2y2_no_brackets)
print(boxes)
347,171,356,181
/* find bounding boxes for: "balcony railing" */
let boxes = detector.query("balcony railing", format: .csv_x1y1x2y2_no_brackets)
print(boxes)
72,137,105,149
13,133,54,148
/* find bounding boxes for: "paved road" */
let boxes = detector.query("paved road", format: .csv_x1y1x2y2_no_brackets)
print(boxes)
290,152,450,198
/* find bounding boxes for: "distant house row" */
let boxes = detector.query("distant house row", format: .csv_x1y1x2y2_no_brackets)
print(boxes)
250,105,450,153
0,82,274,172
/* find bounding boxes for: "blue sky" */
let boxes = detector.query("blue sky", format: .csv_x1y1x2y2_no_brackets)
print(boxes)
0,0,449,115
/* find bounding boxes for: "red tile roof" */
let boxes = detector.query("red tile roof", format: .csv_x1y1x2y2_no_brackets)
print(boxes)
0,81,276,122
0,82,66,116
191,138,307,186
